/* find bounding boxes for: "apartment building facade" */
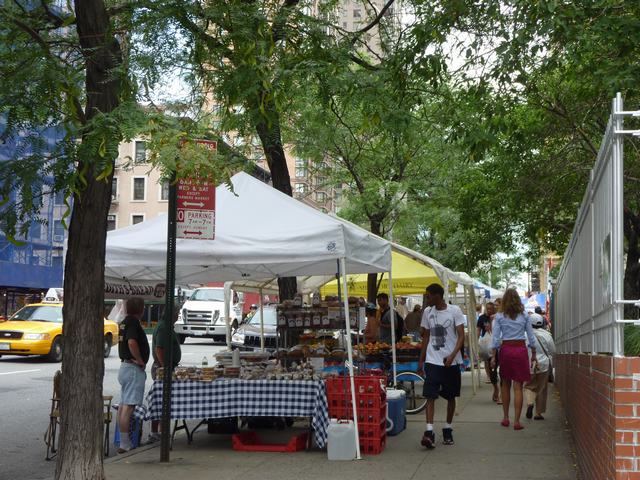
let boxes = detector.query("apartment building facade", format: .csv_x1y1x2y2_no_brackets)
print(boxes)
108,139,169,230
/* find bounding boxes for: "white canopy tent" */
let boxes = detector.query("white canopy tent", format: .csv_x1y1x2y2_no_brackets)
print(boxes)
105,172,390,285
105,171,392,459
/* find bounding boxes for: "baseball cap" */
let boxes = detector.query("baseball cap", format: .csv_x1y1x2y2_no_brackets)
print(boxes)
529,313,544,327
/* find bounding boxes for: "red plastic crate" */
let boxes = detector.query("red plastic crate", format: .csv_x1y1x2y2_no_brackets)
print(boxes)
360,434,386,455
325,376,386,397
328,403,387,424
358,419,386,439
231,431,308,452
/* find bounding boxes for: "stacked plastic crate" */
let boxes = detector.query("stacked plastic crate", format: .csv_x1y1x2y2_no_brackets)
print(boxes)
325,375,387,454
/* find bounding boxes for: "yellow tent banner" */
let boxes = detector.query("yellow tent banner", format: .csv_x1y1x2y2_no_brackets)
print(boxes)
320,251,444,297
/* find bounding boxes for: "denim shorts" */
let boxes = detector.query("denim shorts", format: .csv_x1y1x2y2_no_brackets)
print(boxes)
118,361,147,405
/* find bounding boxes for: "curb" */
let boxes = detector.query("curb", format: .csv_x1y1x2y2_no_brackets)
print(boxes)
105,442,159,464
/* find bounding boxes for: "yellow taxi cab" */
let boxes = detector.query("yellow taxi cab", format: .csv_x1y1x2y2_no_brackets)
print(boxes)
0,289,118,362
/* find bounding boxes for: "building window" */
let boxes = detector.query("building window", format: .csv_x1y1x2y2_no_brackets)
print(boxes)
131,214,145,225
54,190,65,206
134,141,147,163
111,177,118,201
107,214,117,231
353,9,361,18
29,222,42,240
295,159,307,178
160,180,170,201
294,183,307,194
315,191,327,203
53,220,64,242
132,177,146,201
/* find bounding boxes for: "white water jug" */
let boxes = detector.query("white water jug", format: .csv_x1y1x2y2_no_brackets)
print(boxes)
327,419,357,460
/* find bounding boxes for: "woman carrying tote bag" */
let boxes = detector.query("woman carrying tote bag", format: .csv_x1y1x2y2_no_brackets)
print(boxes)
490,289,537,431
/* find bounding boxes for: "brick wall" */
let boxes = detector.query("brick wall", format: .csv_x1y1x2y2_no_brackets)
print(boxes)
556,354,640,480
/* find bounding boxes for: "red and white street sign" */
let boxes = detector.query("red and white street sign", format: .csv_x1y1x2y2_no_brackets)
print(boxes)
177,179,215,239
176,139,218,240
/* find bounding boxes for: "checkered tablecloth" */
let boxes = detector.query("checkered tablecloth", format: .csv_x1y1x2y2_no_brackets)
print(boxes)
134,379,329,448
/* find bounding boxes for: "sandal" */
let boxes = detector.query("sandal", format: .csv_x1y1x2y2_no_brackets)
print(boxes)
501,419,510,427
534,415,544,420
514,423,524,431
492,393,499,402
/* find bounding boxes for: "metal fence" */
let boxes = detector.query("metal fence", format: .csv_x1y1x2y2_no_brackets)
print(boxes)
554,94,640,356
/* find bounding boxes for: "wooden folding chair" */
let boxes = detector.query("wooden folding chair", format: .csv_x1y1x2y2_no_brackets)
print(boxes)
44,371,114,459
44,370,62,461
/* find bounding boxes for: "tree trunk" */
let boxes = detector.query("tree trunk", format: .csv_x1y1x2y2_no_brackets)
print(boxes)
55,2,122,479
367,218,383,303
255,100,297,300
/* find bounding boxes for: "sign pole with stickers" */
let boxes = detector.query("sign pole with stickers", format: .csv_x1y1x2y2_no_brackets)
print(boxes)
160,139,217,462
159,169,177,462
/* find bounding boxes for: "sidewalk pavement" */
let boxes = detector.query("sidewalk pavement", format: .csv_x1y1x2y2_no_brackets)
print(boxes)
105,373,577,480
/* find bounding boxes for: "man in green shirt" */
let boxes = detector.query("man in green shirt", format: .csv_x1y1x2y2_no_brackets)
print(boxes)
147,309,181,444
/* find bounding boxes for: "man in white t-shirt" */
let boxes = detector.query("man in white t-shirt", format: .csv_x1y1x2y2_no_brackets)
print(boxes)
418,283,465,449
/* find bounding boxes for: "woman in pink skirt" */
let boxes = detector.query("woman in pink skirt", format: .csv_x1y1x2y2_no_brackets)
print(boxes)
490,289,537,430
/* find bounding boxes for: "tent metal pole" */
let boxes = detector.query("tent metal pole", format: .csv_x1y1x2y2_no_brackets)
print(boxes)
388,269,397,388
339,257,361,460
224,282,232,349
259,288,265,351
464,284,479,394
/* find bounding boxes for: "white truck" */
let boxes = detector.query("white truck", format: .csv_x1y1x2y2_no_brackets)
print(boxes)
174,287,242,344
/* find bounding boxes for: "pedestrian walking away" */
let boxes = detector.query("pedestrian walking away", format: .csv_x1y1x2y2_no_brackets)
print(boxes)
418,283,465,449
525,313,556,421
490,289,537,431
477,302,500,403
117,297,150,453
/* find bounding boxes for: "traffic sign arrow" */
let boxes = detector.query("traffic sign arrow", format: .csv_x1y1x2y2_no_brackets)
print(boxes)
183,201,205,208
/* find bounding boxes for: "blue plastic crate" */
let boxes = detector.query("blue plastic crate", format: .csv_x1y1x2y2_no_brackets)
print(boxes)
113,407,143,448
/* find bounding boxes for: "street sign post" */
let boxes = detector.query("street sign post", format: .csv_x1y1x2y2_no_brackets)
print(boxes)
161,138,217,463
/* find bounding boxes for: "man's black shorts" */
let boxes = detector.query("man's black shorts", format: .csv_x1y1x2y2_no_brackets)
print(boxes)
423,363,462,400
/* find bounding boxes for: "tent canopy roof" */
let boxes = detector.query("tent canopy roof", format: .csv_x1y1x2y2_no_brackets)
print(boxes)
320,250,443,296
105,172,391,285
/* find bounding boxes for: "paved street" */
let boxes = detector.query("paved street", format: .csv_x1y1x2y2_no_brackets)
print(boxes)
0,337,227,480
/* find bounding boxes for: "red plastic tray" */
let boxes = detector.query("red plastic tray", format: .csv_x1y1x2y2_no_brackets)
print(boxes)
231,431,308,452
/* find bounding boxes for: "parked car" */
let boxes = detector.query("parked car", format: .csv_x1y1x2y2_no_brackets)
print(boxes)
0,299,119,362
231,306,278,351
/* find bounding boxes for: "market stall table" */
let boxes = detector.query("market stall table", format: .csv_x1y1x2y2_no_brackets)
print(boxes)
134,378,330,448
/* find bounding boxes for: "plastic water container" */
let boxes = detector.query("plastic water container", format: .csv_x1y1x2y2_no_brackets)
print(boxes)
327,419,357,460
386,389,406,436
